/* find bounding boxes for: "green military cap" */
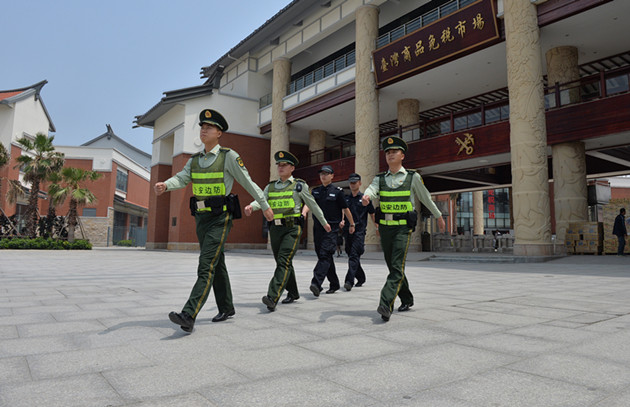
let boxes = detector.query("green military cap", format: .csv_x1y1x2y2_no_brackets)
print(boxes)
199,109,229,131
382,136,408,152
274,150,299,166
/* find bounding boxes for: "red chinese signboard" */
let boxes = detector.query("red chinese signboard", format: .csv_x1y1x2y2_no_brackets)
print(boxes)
372,0,500,88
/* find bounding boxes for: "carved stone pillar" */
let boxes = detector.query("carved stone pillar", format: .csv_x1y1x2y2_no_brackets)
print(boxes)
547,45,587,252
355,4,380,249
504,0,553,256
397,98,424,249
309,129,327,165
305,129,327,248
271,57,291,181
473,190,484,236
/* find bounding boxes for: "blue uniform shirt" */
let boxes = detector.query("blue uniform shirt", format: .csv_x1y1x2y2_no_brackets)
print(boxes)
344,191,375,233
311,183,347,225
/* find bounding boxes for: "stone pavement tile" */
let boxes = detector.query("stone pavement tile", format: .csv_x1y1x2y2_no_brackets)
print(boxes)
0,324,18,339
431,368,605,407
102,361,247,400
78,300,144,311
17,320,106,337
210,324,321,350
27,345,153,380
0,335,78,357
51,308,120,322
201,373,375,407
506,324,602,343
453,309,548,327
364,390,482,407
0,356,31,385
584,314,630,333
507,353,630,391
567,330,630,364
0,374,123,407
294,319,371,339
12,304,81,315
316,352,455,401
299,333,404,362
210,344,338,379
457,332,566,357
428,318,506,336
0,307,13,317
561,312,620,325
411,343,519,376
594,388,630,406
0,312,55,326
124,393,218,407
543,320,591,329
368,325,463,348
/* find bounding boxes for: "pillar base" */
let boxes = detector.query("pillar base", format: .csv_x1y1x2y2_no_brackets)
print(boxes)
513,243,554,256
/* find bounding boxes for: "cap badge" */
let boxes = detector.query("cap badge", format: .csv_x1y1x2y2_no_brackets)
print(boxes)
387,138,393,144
279,152,284,158
205,111,212,118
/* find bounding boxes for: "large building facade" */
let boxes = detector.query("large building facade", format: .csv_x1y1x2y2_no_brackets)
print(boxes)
137,0,630,255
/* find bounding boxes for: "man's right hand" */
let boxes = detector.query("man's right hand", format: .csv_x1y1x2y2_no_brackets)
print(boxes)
324,223,332,233
362,195,371,206
154,182,167,196
244,205,253,217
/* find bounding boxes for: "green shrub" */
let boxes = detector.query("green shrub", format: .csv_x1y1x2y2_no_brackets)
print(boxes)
116,239,134,247
0,237,92,250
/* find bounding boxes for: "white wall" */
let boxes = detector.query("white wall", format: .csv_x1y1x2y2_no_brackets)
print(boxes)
12,97,50,140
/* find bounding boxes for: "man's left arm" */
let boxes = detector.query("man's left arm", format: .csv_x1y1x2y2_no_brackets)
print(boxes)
411,173,445,232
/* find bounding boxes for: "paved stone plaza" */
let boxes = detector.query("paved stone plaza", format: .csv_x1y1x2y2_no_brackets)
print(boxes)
0,248,629,406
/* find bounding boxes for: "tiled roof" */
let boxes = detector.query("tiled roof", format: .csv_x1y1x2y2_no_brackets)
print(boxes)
0,91,23,101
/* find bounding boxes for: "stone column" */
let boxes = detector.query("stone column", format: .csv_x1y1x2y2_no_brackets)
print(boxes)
504,0,553,256
305,129,328,248
473,190,484,236
546,46,587,251
309,129,327,165
270,57,291,181
355,4,380,249
397,99,424,249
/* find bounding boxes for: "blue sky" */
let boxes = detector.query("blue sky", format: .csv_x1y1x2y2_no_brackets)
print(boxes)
1,0,291,154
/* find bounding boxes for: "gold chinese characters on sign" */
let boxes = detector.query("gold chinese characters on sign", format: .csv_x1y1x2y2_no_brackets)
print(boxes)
372,0,499,87
456,133,474,156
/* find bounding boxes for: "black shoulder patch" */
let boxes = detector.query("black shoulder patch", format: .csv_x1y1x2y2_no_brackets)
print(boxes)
377,171,387,176
407,169,417,174
295,182,303,192
191,152,203,158
219,147,232,152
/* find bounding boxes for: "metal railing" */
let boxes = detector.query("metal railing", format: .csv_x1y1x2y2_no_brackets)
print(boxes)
376,0,478,49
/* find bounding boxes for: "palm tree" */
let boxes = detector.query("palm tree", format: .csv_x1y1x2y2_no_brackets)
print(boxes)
48,167,101,242
14,133,64,237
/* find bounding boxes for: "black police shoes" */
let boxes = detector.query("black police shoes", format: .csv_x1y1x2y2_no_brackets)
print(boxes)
310,284,321,297
377,305,391,322
325,288,338,294
343,282,352,291
211,309,235,322
169,311,195,332
355,282,364,287
398,303,413,312
281,295,298,304
262,295,276,312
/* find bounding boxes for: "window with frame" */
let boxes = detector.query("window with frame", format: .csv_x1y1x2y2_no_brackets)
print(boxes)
116,169,128,192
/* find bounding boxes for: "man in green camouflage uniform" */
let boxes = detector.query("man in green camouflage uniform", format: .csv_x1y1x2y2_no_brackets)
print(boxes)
154,109,273,333
245,151,330,311
362,136,446,322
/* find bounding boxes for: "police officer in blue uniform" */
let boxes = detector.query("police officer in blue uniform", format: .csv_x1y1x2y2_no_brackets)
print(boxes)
341,173,375,291
304,165,355,296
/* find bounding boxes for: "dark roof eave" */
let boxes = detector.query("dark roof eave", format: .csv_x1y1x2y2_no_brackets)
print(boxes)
0,80,55,132
134,84,214,128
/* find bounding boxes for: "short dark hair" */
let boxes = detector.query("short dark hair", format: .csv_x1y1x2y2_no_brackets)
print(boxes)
621,208,626,214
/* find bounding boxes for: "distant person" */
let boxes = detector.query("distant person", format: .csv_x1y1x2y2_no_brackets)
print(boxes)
154,109,273,333
303,165,355,296
613,208,627,256
341,173,375,290
244,150,329,312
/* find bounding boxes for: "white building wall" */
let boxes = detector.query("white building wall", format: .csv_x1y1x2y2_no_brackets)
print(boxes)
12,97,50,140
0,105,15,149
